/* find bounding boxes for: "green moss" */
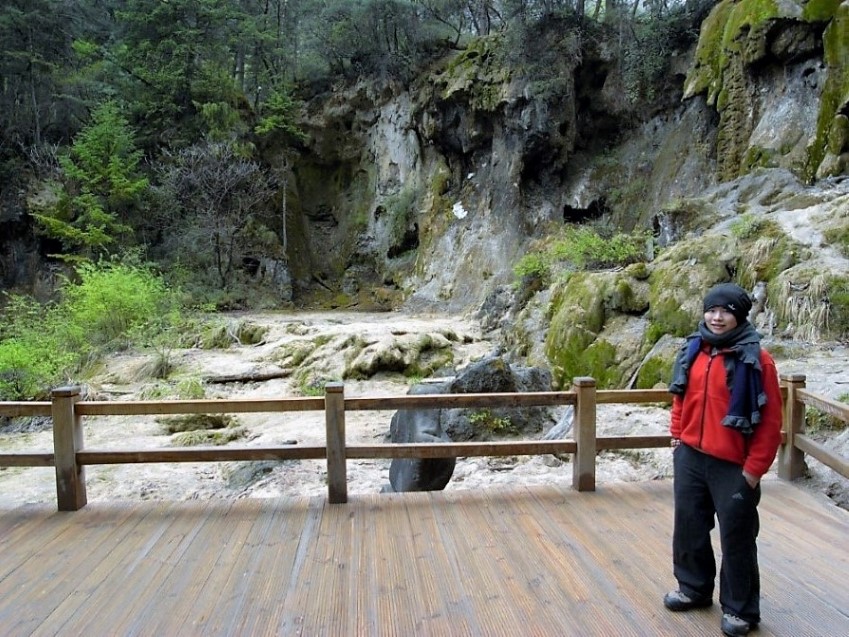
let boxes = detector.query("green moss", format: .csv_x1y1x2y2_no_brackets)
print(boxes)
644,322,665,346
159,413,237,434
580,340,621,388
806,5,849,181
802,0,841,22
415,160,453,277
545,272,638,388
742,146,778,171
626,262,650,280
647,234,737,337
171,426,247,446
648,291,696,337
827,114,849,154
685,0,781,103
233,321,268,345
685,0,845,180
684,0,737,100
750,238,797,281
824,223,849,258
635,355,674,390
545,324,598,389
607,276,649,314
439,35,510,112
828,276,849,338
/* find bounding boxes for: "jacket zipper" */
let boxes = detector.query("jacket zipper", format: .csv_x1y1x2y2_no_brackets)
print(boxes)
697,349,717,449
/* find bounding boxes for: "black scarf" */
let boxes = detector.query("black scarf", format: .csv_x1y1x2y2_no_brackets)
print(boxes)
669,321,765,435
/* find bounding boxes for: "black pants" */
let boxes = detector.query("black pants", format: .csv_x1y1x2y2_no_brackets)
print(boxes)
672,443,761,624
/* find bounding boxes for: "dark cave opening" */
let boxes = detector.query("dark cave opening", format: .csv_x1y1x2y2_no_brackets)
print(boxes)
563,198,608,223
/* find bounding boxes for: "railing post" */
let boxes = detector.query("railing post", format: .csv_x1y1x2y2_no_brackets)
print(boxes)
778,374,807,481
51,385,87,511
325,382,347,504
572,377,597,492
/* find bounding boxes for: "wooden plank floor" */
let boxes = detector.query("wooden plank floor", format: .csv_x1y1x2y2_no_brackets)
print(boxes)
0,479,847,636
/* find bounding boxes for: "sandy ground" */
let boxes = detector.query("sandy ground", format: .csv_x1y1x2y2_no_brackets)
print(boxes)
0,311,846,509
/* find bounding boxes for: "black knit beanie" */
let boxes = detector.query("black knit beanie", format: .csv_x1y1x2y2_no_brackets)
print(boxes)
703,283,752,324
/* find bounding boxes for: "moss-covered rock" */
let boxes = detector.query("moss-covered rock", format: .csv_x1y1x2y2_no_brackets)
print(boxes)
810,4,849,181
827,275,849,338
545,272,609,388
648,234,738,336
544,271,652,388
171,426,247,446
159,413,238,434
635,355,674,389
684,0,847,181
739,235,801,288
767,266,846,340
436,35,512,113
343,332,455,379
633,334,683,389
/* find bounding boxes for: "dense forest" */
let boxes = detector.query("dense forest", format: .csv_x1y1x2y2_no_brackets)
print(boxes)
1,0,703,279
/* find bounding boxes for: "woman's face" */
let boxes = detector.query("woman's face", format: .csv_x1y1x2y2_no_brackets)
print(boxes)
704,306,738,335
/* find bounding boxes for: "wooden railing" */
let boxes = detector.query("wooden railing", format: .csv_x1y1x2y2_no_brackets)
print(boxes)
778,374,849,481
1,374,846,511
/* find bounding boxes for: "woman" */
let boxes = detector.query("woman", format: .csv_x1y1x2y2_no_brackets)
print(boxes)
663,283,782,637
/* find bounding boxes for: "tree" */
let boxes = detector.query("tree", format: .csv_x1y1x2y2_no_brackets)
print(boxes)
33,101,148,260
157,142,277,290
111,0,246,145
0,0,77,147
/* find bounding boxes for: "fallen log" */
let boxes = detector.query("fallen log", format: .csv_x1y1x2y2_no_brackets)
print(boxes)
203,369,290,384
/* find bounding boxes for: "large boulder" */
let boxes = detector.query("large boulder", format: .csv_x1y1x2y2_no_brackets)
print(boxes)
383,355,556,492
384,383,455,493
442,356,555,441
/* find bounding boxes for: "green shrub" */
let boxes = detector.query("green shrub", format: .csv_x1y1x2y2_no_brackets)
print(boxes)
62,259,175,349
551,225,649,270
0,339,68,400
513,225,650,288
469,409,517,435
175,377,206,399
804,393,849,433
513,252,551,284
0,258,180,399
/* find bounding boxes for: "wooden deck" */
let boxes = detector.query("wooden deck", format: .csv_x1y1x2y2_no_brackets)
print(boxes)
1,479,847,636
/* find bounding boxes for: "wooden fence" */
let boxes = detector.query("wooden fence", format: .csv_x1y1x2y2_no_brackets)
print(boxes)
1,374,847,511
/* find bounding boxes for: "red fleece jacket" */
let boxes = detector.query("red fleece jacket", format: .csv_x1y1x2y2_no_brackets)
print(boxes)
670,345,783,478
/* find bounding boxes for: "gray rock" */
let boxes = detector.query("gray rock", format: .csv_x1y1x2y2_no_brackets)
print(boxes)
384,383,455,493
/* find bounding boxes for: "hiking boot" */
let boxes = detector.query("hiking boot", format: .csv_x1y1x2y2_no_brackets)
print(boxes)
663,590,712,611
721,613,752,636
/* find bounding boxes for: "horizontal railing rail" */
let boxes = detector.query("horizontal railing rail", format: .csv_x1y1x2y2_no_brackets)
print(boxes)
1,373,845,510
779,375,849,481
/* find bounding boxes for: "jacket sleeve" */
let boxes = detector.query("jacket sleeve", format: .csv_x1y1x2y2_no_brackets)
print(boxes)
670,394,683,438
742,352,783,478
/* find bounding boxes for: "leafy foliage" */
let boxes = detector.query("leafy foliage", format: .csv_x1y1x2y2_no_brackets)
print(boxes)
469,409,517,435
513,252,552,284
514,224,650,285
0,259,179,399
255,88,307,140
552,225,650,269
33,102,148,260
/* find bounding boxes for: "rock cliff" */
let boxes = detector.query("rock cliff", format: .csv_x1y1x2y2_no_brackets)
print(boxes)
278,2,849,387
